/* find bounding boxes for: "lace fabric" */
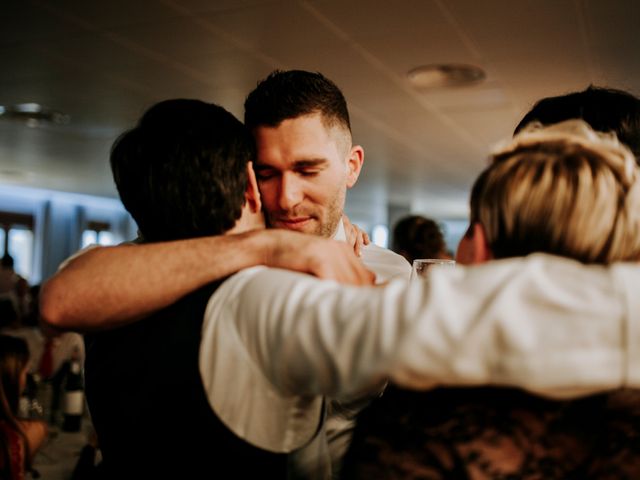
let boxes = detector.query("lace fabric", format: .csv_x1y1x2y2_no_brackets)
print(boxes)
342,386,640,480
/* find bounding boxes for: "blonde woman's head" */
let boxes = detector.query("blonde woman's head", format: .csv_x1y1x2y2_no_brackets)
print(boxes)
463,119,640,264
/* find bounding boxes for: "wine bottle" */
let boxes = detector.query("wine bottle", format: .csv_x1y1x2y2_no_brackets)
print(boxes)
62,348,84,432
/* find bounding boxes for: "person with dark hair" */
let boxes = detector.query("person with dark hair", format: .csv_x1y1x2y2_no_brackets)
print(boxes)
392,215,452,263
0,334,48,480
0,254,27,325
514,85,640,161
110,99,255,243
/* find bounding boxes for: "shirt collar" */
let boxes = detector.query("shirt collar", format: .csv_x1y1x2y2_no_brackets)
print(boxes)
333,217,346,243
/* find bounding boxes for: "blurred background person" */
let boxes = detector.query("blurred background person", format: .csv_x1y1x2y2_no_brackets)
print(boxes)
342,120,640,479
0,255,27,326
1,278,84,429
391,215,453,263
0,334,48,480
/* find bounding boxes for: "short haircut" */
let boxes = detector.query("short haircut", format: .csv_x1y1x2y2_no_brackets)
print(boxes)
392,215,448,262
244,70,351,134
471,120,640,263
110,99,255,242
515,86,640,162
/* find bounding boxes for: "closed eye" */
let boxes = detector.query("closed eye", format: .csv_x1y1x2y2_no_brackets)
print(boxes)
294,159,328,177
297,168,321,177
255,168,278,181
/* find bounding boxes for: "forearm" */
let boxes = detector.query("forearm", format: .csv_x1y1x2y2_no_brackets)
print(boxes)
40,231,271,331
230,256,637,399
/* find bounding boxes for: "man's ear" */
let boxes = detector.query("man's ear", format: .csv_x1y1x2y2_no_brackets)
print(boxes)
471,222,493,263
245,162,262,214
346,145,364,188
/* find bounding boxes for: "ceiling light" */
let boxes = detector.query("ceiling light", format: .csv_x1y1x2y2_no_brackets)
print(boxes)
0,102,70,126
407,64,486,89
14,102,43,113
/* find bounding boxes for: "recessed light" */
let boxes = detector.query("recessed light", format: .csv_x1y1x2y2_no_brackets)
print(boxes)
14,102,43,113
0,102,70,126
407,64,486,89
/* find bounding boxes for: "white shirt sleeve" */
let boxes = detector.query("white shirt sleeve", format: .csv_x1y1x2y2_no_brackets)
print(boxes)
199,253,639,451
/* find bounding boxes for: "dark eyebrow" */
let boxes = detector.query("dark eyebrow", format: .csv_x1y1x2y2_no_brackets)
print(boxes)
292,159,329,169
254,158,329,171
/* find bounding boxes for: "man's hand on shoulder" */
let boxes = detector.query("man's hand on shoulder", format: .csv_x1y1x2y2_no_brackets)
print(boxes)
263,229,375,285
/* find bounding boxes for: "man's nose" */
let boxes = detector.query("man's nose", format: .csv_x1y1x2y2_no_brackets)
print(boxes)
278,173,303,211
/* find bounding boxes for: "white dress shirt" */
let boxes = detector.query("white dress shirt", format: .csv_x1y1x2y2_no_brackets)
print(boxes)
199,253,640,471
298,219,411,477
333,218,411,283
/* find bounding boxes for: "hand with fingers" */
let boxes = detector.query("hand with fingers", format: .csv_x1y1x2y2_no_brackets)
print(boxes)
342,214,370,257
264,230,375,286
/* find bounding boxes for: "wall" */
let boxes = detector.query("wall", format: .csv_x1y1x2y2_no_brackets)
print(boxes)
0,184,135,285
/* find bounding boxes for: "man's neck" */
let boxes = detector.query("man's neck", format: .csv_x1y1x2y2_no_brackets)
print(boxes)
227,206,266,235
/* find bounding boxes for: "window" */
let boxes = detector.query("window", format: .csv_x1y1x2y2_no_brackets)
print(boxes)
81,221,116,248
0,211,35,281
371,225,389,248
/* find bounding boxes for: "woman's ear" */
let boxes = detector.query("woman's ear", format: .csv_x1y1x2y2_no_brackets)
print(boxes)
471,222,493,263
455,222,493,265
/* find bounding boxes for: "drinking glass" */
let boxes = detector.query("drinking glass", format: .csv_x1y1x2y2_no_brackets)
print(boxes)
410,258,456,282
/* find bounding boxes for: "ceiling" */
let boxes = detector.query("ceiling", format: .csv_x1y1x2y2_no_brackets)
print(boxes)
1,0,639,226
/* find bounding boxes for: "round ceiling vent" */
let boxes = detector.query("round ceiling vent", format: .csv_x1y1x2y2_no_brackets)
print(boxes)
407,64,486,89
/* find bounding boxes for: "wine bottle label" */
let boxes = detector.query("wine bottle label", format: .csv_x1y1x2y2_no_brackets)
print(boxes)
64,391,84,415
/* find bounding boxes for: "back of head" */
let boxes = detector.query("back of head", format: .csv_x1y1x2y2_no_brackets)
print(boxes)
472,119,640,263
515,86,640,162
392,215,448,262
1,254,13,269
244,70,351,133
111,99,255,242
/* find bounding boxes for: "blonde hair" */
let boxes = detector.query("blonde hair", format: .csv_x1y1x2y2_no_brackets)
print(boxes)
470,119,640,263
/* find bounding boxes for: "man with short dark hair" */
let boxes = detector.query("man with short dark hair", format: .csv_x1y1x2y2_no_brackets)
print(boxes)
242,71,410,475
245,70,410,281
245,70,357,239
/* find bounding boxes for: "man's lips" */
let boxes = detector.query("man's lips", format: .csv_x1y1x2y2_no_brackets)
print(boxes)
273,217,313,229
